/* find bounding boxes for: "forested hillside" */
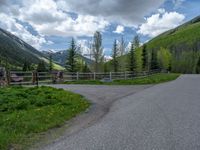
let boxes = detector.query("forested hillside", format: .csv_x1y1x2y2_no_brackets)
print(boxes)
0,28,63,70
106,16,200,74
146,15,200,73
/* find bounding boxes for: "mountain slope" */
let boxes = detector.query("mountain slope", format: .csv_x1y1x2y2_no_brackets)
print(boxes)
146,15,200,52
48,50,93,67
0,28,63,70
106,16,200,73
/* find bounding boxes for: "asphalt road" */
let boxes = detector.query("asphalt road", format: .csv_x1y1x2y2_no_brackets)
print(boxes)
41,75,200,150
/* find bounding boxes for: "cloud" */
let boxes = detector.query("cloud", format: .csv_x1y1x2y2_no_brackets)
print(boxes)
137,9,185,37
18,0,109,37
104,55,112,61
60,0,165,26
77,39,91,55
0,13,52,49
113,25,124,34
173,0,185,8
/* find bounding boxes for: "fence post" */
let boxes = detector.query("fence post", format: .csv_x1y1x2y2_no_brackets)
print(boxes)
36,72,39,87
93,72,96,80
124,71,127,80
6,70,10,86
32,71,36,85
76,72,79,80
110,72,112,80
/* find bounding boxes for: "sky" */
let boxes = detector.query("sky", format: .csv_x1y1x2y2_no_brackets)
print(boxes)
0,0,200,57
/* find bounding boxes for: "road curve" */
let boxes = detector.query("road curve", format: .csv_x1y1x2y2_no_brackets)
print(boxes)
41,75,200,150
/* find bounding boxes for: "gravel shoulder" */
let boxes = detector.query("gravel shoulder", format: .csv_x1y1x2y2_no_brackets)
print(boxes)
31,84,152,149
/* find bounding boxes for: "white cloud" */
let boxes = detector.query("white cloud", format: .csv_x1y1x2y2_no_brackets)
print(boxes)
113,25,124,34
77,39,91,55
137,10,185,37
17,0,109,37
60,0,165,26
158,8,166,14
104,55,112,61
0,13,51,49
173,0,185,8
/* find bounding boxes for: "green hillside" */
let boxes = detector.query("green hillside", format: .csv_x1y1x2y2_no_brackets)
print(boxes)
0,28,63,70
106,16,200,73
147,16,200,52
146,15,200,73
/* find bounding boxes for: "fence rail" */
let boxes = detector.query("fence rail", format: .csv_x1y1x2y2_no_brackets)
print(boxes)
0,69,161,86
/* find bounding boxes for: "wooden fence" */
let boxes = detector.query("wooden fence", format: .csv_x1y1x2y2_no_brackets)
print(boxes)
1,69,161,86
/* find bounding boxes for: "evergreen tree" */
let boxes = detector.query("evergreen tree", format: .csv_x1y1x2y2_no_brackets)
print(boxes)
22,59,30,71
37,61,47,72
128,35,140,72
151,50,159,70
129,41,135,72
196,57,200,74
49,53,53,72
133,35,140,48
92,31,104,72
112,39,119,72
66,38,77,72
142,44,148,70
82,63,90,73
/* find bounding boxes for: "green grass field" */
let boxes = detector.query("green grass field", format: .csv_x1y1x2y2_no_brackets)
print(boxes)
65,73,180,85
0,86,89,150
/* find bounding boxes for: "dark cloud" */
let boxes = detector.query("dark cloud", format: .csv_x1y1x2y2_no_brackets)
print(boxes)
64,0,165,26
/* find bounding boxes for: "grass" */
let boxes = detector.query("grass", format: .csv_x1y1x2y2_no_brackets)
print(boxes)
65,73,180,85
147,21,200,50
0,86,89,150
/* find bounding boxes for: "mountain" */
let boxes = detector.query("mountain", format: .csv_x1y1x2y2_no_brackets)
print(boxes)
106,16,200,73
0,27,63,70
145,15,200,73
43,50,93,67
146,15,200,52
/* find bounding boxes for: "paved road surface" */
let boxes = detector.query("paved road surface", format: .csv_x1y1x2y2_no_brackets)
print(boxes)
41,75,200,150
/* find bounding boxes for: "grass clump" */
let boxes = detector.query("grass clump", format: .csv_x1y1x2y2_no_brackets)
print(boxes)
0,86,89,150
65,73,180,85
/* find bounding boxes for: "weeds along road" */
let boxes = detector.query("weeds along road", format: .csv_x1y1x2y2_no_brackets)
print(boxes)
40,75,200,150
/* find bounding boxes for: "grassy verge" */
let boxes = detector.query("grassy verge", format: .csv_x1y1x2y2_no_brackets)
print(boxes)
0,86,89,150
65,73,180,85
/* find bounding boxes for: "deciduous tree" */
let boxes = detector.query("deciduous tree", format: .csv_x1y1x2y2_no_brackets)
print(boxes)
92,31,104,72
112,39,119,72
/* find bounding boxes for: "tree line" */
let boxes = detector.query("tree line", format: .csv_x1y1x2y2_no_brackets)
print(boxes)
62,31,171,74
20,31,200,74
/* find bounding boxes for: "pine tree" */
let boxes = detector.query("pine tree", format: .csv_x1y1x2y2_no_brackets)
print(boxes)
22,59,30,71
112,39,119,72
92,31,103,72
129,42,135,72
66,38,77,72
142,44,148,70
128,35,140,72
37,61,47,72
150,50,159,70
196,57,200,74
49,53,53,72
82,63,90,73
133,35,140,48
